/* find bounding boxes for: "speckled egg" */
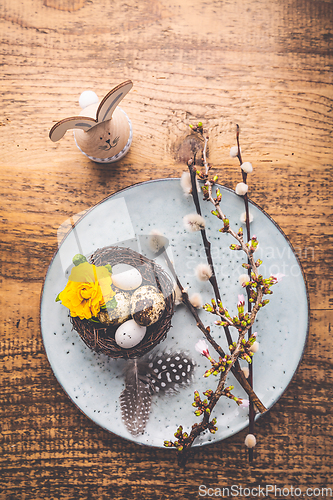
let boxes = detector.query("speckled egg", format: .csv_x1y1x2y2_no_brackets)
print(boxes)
112,266,142,291
130,285,166,327
114,319,146,349
97,291,131,326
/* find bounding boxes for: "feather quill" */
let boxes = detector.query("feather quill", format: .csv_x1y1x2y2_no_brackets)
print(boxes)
120,359,152,437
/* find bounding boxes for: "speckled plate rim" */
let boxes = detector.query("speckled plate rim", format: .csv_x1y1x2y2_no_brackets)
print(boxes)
40,178,310,449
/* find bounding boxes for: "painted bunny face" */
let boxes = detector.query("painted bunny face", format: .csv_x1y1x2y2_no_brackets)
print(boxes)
49,81,133,162
99,134,120,152
73,105,131,160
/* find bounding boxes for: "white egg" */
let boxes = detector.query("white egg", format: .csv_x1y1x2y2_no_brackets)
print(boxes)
112,267,142,291
114,319,146,349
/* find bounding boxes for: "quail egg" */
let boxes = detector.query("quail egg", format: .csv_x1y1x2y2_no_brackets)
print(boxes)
130,285,166,327
97,291,131,326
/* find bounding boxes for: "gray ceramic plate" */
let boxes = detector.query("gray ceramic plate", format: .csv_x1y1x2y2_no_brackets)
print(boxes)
40,178,308,448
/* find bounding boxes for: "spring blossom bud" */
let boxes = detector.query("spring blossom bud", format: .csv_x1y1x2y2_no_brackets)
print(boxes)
237,294,245,307
195,339,210,357
272,273,285,283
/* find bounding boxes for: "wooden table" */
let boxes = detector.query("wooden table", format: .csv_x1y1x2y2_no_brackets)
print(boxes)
1,0,332,498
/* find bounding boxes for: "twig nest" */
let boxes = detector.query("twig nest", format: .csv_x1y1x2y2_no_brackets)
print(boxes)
131,285,166,327
245,434,257,448
69,245,175,359
97,291,131,326
115,319,146,349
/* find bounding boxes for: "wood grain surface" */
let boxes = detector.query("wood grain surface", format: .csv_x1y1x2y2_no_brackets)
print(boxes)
0,0,332,498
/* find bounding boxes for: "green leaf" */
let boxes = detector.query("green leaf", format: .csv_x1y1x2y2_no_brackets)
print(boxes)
106,297,118,310
87,317,101,323
72,254,88,266
55,293,61,302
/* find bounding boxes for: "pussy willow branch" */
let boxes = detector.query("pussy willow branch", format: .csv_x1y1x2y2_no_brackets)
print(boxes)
176,130,265,463
161,250,266,413
177,316,257,467
204,141,258,459
229,123,256,458
188,158,260,366
187,148,267,406
195,180,264,330
202,135,209,173
188,160,223,310
236,125,251,240
235,123,255,461
166,126,270,465
167,143,267,465
206,182,259,278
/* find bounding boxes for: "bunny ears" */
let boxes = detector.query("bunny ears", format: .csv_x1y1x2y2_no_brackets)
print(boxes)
49,80,133,142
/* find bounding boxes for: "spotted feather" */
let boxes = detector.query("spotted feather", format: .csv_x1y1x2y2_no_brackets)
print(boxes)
120,351,195,436
145,350,195,394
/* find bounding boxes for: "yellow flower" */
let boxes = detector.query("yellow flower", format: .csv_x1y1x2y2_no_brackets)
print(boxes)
58,262,115,320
